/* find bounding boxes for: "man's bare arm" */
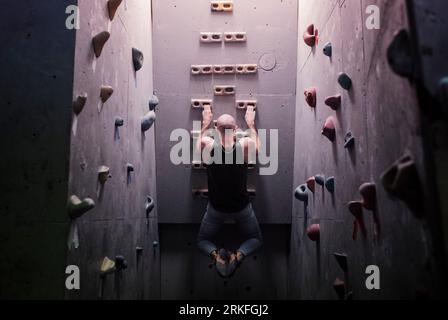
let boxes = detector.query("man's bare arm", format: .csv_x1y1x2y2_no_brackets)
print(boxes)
241,106,259,163
195,105,214,154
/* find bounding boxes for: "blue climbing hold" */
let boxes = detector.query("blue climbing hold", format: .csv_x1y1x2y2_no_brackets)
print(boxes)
294,184,309,203
148,95,159,111
325,176,335,193
323,42,332,57
344,132,355,149
141,111,156,132
132,48,144,72
338,72,352,90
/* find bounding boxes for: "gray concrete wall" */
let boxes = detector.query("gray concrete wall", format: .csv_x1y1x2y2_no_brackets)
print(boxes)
289,0,445,299
0,0,76,299
66,0,159,299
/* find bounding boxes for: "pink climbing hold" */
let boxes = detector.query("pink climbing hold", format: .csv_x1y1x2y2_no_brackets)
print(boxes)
333,278,346,300
306,224,320,242
322,117,336,142
325,94,341,111
303,24,318,47
304,87,317,108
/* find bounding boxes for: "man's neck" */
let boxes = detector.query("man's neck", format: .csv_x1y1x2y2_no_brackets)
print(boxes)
221,139,235,152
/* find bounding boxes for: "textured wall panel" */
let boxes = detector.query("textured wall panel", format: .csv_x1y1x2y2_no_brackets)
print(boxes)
67,0,159,300
290,0,444,299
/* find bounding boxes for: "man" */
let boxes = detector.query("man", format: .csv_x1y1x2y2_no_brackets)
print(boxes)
196,105,263,278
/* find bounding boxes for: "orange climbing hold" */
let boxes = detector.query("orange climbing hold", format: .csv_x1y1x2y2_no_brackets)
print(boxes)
108,0,123,20
73,94,87,115
92,31,110,58
100,85,114,103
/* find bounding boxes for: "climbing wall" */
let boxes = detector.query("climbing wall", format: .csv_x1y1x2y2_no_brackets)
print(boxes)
0,0,75,299
290,0,445,299
66,0,160,299
152,0,297,299
153,0,297,224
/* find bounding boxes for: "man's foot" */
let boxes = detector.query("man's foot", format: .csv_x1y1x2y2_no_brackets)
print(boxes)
227,251,244,278
212,249,229,278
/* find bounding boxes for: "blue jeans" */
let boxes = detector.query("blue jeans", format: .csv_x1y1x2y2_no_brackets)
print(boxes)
197,202,263,257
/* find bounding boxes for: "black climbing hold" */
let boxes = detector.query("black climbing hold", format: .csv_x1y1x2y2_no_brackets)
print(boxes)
344,132,355,149
146,196,155,216
153,240,159,248
338,72,352,90
387,29,414,79
294,184,309,203
381,153,424,218
126,163,134,173
132,48,144,72
325,176,335,193
315,174,325,186
115,255,128,270
333,252,348,272
136,247,143,255
141,111,156,132
323,42,332,57
148,95,159,111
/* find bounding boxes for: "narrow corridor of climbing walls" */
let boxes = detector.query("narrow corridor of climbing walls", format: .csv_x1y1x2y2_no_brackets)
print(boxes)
0,0,447,301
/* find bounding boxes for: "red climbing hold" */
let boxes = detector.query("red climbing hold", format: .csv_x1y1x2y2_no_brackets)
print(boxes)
322,117,336,142
348,201,363,220
304,87,317,108
325,94,341,111
306,177,316,193
348,201,367,240
333,278,346,300
306,224,320,242
359,183,377,211
303,24,318,47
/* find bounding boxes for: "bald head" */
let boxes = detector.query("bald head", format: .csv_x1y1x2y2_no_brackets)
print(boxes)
216,114,236,129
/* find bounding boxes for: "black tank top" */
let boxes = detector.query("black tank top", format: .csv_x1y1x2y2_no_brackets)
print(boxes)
206,142,250,213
